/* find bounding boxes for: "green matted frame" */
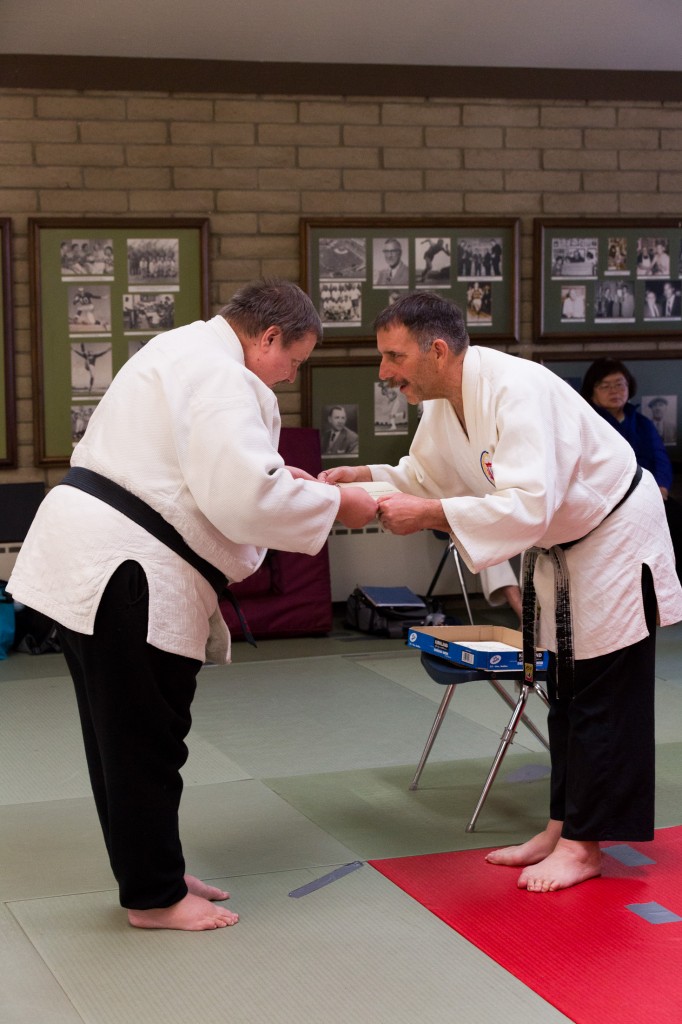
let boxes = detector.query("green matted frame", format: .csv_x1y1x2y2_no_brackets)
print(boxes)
28,217,209,466
301,356,420,469
300,217,520,345
0,218,16,467
534,218,682,346
536,352,682,468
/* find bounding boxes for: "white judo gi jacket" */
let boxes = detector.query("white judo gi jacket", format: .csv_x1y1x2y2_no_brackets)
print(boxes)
370,346,682,659
8,316,340,664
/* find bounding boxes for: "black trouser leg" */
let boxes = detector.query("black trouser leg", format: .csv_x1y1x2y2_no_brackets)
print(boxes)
57,561,202,909
547,564,657,842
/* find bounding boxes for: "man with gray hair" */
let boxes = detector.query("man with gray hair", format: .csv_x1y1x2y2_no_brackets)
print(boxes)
8,278,377,933
322,290,682,895
374,238,409,287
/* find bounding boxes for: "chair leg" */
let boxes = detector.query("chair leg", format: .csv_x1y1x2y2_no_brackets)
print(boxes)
409,684,456,790
486,676,549,751
465,684,532,833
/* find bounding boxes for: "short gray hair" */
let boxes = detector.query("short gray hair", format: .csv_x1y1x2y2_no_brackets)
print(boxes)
374,291,469,354
220,278,322,347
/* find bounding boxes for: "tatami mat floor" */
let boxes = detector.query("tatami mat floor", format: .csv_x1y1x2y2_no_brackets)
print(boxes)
2,603,682,1024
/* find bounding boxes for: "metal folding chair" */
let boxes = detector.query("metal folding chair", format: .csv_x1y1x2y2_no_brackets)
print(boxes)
410,541,550,832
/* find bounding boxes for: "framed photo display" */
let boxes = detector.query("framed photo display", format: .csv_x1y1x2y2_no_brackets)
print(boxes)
300,217,520,345
0,218,16,467
28,218,209,466
301,356,421,469
537,353,682,466
534,218,682,344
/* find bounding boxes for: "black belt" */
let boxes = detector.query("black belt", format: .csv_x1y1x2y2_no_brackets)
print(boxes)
522,465,643,700
59,467,256,646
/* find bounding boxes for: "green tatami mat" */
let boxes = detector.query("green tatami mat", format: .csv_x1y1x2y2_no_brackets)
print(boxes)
265,751,552,859
190,654,511,777
8,866,570,1024
0,903,83,1024
266,739,682,861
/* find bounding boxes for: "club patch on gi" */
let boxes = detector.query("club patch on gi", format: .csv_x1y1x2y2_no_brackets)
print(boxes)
480,450,495,486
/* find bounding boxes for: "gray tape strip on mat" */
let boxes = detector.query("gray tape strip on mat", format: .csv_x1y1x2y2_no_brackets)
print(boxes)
626,901,682,924
289,861,363,898
603,845,656,867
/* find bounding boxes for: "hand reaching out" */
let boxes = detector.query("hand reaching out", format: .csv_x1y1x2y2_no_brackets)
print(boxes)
376,493,448,535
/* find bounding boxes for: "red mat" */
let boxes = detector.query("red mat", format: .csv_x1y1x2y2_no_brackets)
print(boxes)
370,827,682,1023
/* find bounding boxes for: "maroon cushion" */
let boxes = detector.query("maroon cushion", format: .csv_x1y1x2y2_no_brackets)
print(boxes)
219,427,333,639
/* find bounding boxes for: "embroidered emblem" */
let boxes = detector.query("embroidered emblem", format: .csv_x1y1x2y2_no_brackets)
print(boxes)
480,450,495,485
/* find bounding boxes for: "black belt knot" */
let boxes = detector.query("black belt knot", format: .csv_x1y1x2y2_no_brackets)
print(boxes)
521,465,642,700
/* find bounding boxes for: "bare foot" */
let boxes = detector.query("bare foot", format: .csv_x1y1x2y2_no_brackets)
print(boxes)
485,820,563,868
128,893,239,931
184,873,230,901
519,838,602,892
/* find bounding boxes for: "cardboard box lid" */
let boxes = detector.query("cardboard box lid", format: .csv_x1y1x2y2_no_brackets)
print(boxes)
412,625,527,649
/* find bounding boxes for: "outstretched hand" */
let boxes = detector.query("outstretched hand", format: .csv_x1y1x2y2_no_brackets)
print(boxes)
376,493,448,535
318,465,372,485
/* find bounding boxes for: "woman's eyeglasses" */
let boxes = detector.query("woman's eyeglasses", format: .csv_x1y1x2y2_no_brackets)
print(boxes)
595,379,628,393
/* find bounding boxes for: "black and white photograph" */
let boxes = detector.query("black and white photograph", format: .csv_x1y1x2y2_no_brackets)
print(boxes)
319,281,362,326
302,218,520,345
373,237,409,287
560,285,586,321
320,403,360,457
318,237,366,280
456,237,503,280
641,394,678,445
70,403,97,445
641,280,681,320
127,338,151,359
594,280,635,321
660,280,682,319
67,285,112,335
606,237,628,274
123,292,175,333
415,237,451,287
465,281,492,325
70,341,113,396
127,237,180,288
60,238,115,279
637,237,671,278
551,238,598,279
374,380,408,436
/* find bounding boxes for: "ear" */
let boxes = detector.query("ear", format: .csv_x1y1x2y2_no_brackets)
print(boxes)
432,338,450,361
258,325,283,350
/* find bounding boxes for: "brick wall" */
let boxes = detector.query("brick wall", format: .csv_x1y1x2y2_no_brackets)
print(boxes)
1,87,682,483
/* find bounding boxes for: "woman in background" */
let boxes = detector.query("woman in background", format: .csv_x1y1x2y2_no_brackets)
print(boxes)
581,357,681,582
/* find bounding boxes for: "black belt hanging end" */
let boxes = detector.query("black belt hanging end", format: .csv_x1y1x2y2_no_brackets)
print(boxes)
221,588,257,648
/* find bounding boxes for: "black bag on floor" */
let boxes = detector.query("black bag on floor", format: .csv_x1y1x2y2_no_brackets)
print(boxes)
344,585,427,639
13,603,61,655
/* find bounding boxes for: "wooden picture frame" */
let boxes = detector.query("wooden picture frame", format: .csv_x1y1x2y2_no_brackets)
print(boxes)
0,218,16,467
28,217,210,466
534,218,682,346
537,352,682,467
300,217,520,346
301,356,420,469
